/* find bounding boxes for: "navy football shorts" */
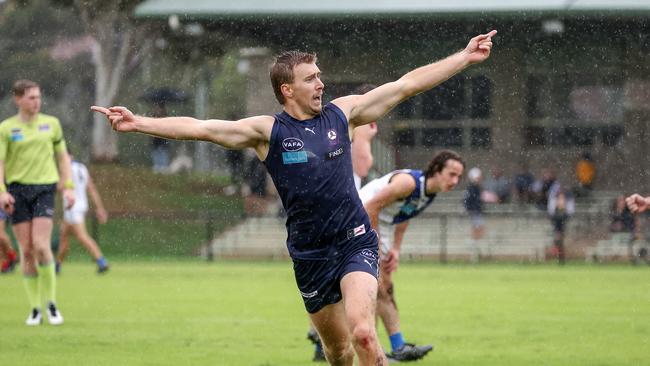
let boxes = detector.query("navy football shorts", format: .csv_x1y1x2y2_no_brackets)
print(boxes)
293,230,380,314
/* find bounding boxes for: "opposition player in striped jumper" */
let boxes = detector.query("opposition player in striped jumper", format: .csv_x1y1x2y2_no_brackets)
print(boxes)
92,30,496,365
359,150,464,361
55,150,109,274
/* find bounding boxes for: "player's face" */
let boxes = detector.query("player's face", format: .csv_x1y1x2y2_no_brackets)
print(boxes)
290,62,324,115
436,159,464,192
15,87,41,116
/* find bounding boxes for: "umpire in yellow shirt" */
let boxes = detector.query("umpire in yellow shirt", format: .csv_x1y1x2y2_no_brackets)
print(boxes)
0,79,74,326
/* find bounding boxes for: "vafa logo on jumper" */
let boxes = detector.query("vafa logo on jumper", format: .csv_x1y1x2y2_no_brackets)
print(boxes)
282,137,304,151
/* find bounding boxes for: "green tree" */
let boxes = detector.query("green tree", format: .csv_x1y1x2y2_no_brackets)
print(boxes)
55,0,150,161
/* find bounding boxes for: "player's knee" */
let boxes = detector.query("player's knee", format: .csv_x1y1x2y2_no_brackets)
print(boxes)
20,245,34,258
33,242,50,256
20,250,35,266
323,340,353,364
378,281,394,300
351,323,377,350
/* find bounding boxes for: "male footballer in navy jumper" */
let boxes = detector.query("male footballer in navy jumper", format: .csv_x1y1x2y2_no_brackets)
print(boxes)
92,30,497,366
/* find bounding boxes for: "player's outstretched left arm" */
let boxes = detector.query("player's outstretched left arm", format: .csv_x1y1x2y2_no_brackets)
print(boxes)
334,30,497,128
90,106,273,150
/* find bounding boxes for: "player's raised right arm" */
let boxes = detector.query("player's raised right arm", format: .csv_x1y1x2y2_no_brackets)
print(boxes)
91,106,273,150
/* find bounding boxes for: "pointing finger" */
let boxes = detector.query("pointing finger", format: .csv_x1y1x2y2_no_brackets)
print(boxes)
475,30,498,42
91,106,110,115
109,106,128,113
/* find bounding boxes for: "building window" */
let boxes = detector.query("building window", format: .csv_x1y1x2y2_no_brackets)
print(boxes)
421,128,463,147
396,75,492,121
422,76,466,120
524,125,622,148
602,125,624,146
394,128,416,146
526,76,546,118
396,98,415,119
470,75,492,119
524,126,546,146
526,72,624,123
470,127,492,148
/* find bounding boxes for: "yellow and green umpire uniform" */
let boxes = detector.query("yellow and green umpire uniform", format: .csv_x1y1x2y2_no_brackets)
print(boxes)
0,113,69,223
0,112,70,315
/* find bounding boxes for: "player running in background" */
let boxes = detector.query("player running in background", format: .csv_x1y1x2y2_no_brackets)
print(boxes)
360,150,464,362
0,79,75,326
93,30,496,365
55,149,109,274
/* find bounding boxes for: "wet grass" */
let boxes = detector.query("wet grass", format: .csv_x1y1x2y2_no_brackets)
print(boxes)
1,261,649,365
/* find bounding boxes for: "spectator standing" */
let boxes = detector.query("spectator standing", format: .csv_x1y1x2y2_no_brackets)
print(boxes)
483,168,511,203
533,168,557,211
575,152,596,197
548,188,574,264
513,163,535,204
464,167,485,263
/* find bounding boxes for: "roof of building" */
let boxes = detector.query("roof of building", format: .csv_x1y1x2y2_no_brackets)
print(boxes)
135,0,650,18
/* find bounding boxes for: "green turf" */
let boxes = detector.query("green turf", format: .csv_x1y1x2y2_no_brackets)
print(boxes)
1,262,649,365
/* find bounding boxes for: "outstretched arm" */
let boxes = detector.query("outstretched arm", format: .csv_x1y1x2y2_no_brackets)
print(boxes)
334,30,497,127
91,106,273,151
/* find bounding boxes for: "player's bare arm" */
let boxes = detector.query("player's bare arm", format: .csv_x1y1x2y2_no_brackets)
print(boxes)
90,106,274,158
334,30,497,129
364,173,417,230
383,221,409,273
351,123,377,178
87,176,108,224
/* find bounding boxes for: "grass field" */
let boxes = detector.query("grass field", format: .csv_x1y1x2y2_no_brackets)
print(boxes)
2,261,650,365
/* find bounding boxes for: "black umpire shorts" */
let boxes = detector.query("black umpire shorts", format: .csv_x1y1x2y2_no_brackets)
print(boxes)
8,183,57,224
